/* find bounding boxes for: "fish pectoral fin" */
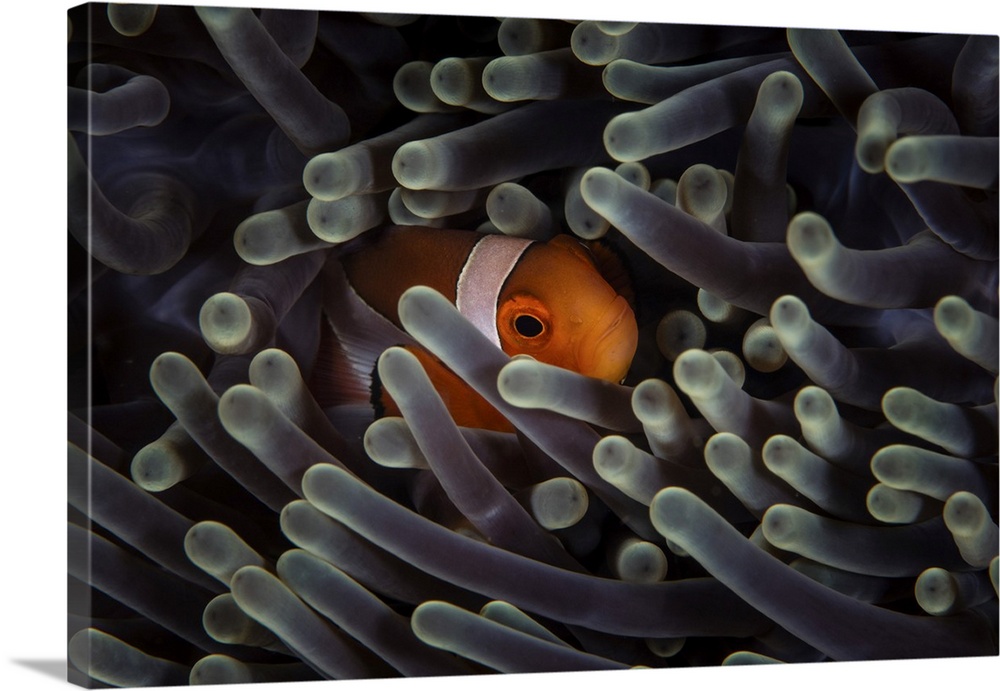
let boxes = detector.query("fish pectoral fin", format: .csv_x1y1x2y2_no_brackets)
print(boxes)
583,239,636,310
547,234,636,309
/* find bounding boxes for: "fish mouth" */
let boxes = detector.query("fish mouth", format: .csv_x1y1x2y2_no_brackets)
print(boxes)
577,295,638,383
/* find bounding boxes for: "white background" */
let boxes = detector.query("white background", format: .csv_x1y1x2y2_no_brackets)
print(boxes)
3,0,997,689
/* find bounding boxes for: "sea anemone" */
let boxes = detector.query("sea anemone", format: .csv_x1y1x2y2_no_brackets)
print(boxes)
67,3,998,688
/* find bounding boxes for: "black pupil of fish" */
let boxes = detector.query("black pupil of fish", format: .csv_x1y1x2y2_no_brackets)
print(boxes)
515,314,544,338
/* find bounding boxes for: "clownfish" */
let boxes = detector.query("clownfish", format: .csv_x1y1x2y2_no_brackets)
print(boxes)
312,226,638,432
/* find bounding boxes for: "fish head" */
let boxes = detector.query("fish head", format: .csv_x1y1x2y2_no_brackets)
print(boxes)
497,235,638,383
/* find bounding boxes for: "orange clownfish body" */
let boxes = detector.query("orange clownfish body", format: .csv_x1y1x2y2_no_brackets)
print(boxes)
315,226,638,432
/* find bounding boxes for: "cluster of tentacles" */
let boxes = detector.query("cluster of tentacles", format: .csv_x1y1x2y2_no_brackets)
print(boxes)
67,3,998,688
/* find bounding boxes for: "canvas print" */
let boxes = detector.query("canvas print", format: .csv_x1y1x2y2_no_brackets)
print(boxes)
67,2,999,688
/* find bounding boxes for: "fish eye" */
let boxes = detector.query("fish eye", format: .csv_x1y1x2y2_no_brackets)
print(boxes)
514,314,545,338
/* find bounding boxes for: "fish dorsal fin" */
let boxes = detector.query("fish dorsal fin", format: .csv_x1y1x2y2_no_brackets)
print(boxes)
308,315,368,409
341,226,479,324
310,258,418,410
